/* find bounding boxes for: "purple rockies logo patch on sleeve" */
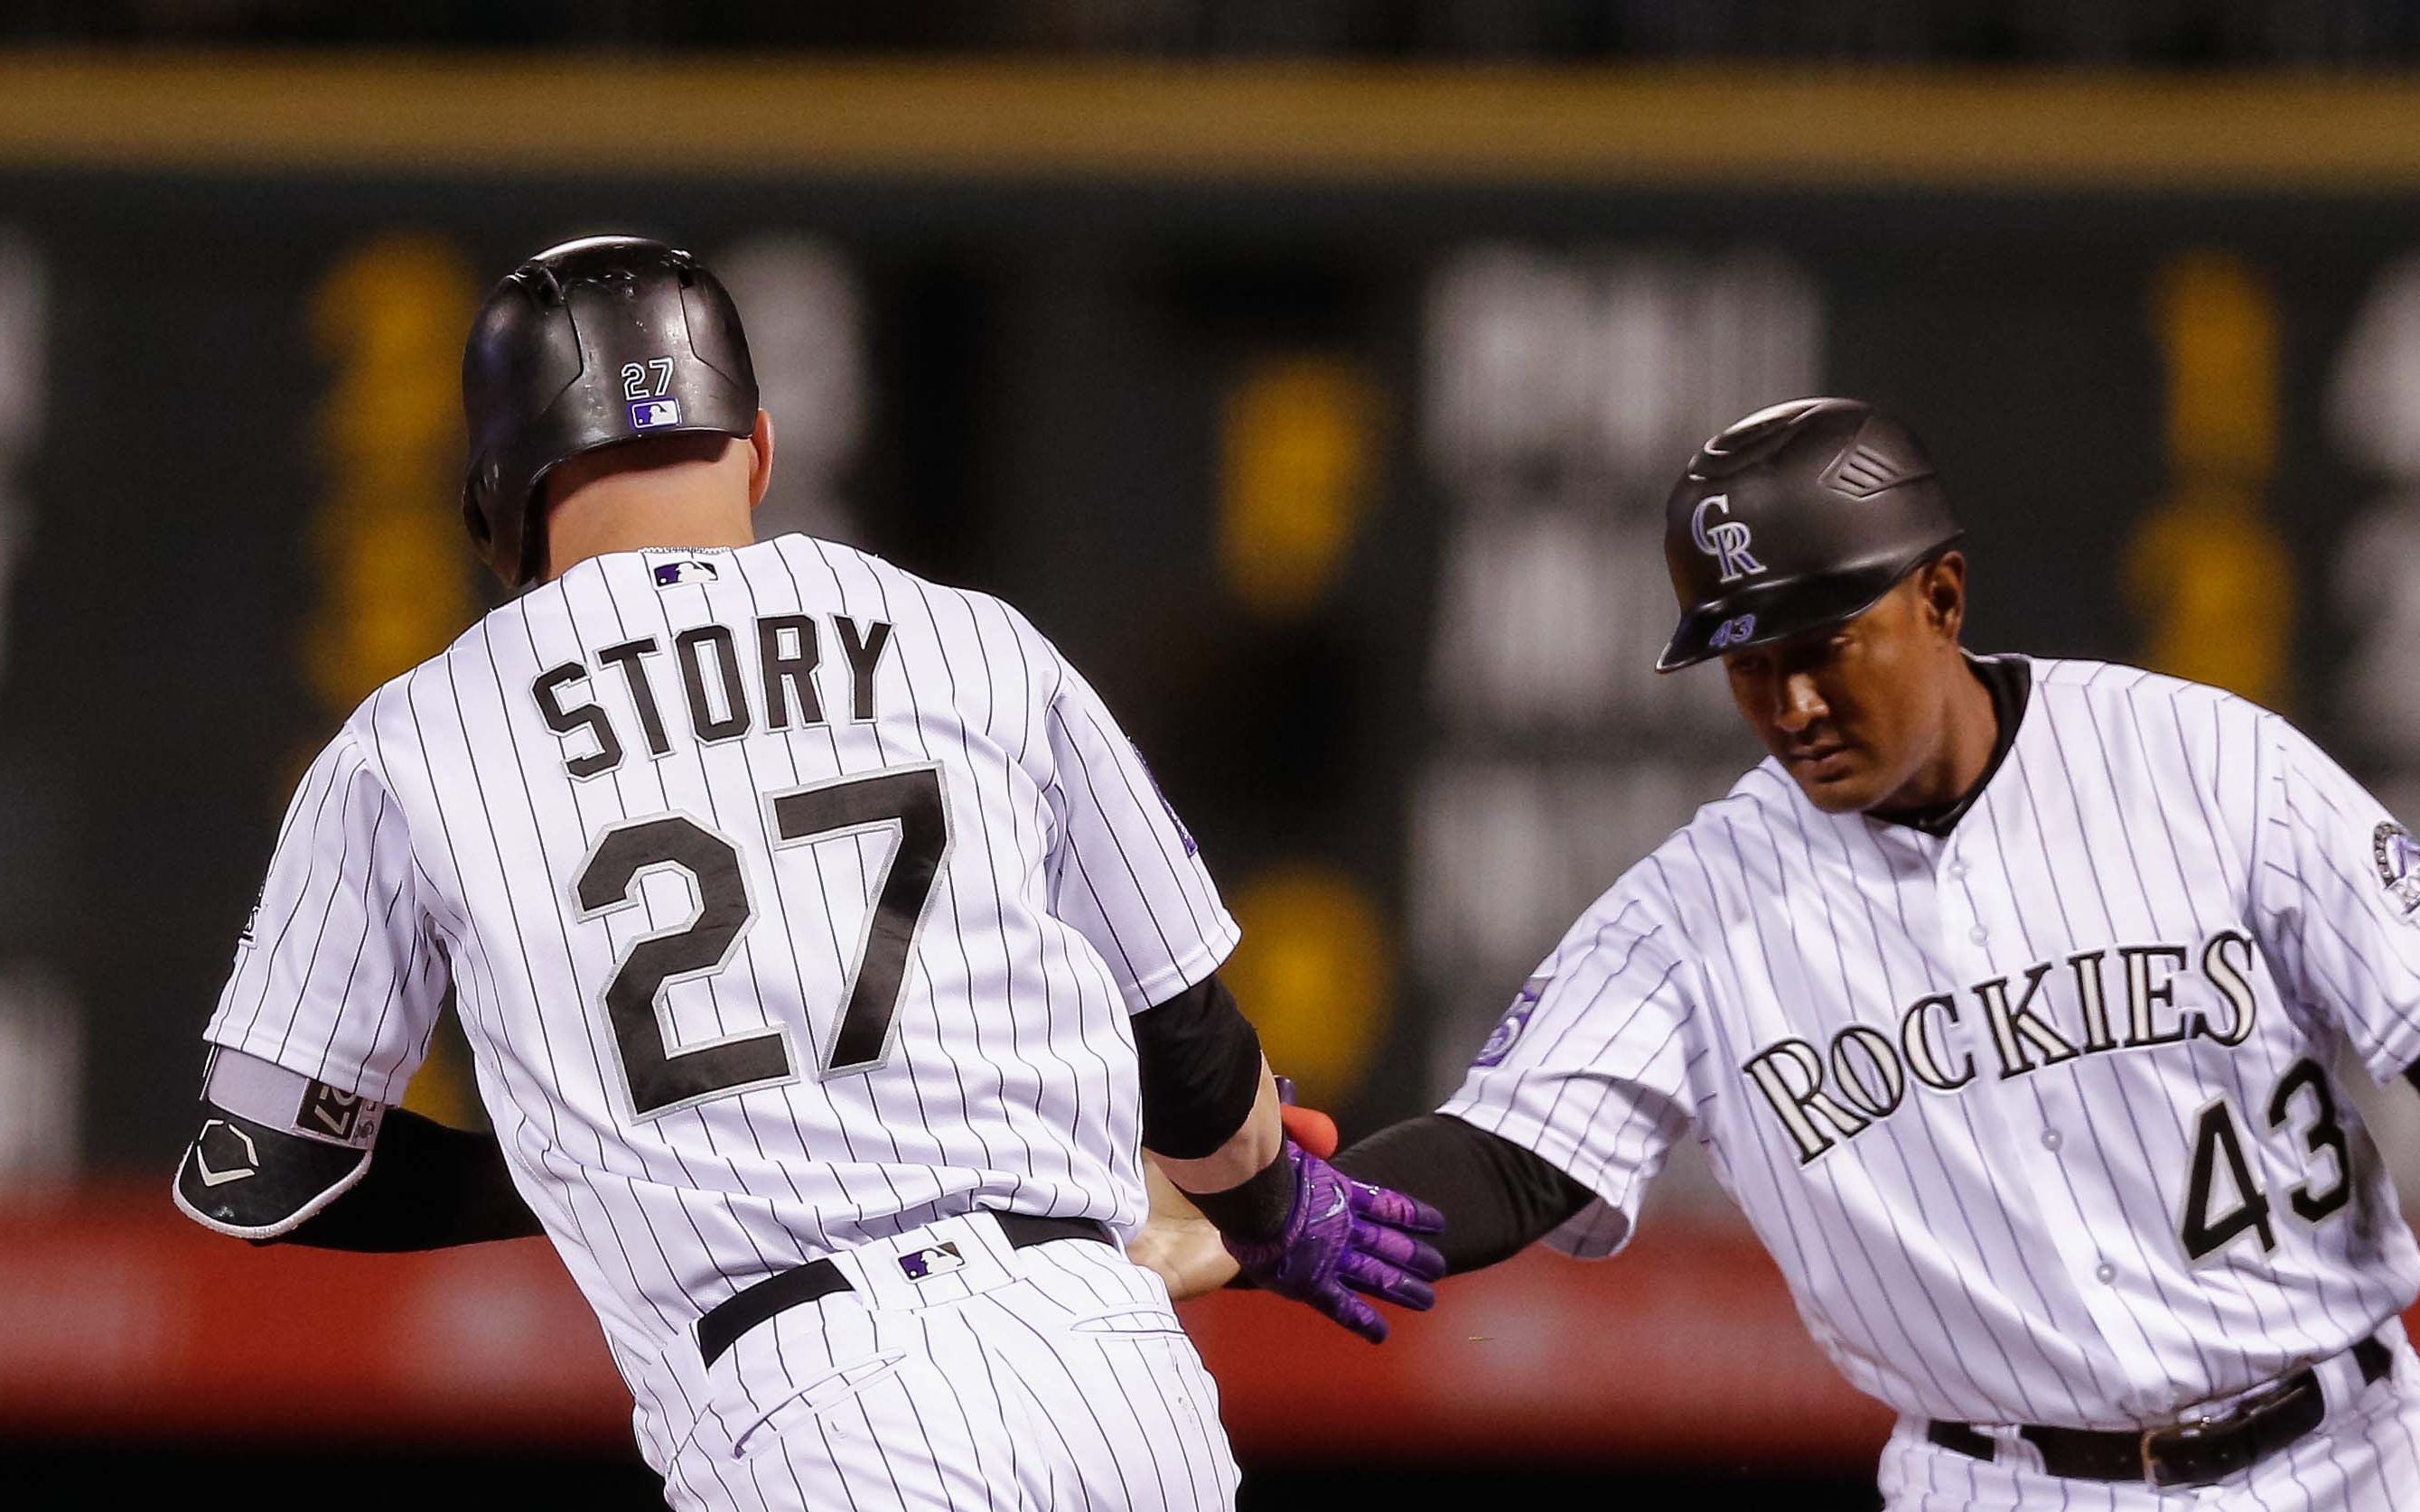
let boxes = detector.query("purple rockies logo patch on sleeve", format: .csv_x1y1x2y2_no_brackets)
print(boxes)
1131,743,1199,857
2375,822,2420,915
1474,977,1548,1067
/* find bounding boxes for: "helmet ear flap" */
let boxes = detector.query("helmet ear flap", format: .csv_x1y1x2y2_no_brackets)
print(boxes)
517,489,549,586
460,449,534,585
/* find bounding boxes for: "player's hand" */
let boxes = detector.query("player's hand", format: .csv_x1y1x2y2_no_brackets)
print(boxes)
1221,1140,1445,1345
1135,1083,1348,1301
1134,1156,1242,1301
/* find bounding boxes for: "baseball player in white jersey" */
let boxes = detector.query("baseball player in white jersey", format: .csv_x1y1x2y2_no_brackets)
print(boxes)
170,236,1444,1510
1156,397,2420,1506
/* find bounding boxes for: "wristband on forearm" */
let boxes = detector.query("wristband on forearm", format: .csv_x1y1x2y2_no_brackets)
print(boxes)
1183,1143,1296,1245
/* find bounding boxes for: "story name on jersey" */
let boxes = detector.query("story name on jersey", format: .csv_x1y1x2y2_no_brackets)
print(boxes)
530,611,893,780
1746,928,2260,1163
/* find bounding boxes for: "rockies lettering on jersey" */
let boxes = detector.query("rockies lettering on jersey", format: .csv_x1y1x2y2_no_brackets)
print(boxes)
1444,657,2420,1430
201,537,1239,1476
1744,929,2264,1162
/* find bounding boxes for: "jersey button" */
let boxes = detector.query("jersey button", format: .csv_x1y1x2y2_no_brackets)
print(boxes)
1968,926,1989,944
2094,1262,2117,1284
2040,1129,2062,1151
1948,861,1970,880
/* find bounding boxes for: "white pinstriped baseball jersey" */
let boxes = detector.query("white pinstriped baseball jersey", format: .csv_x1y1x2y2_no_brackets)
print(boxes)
201,533,1238,1470
1444,656,2420,1430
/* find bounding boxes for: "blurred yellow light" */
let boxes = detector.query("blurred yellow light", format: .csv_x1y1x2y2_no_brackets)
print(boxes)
2130,250,2293,709
304,234,479,714
304,233,483,1127
2126,485,2294,708
2157,251,2276,482
1217,356,1381,618
1220,863,1392,1107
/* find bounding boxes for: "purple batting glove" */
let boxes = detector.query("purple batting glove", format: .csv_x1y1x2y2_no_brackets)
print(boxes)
1223,1140,1446,1344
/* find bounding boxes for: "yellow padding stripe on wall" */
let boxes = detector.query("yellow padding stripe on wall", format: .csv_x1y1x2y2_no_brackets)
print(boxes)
5,56,2420,187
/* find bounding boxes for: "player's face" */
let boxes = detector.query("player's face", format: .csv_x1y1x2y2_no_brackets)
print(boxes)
1720,567,1963,815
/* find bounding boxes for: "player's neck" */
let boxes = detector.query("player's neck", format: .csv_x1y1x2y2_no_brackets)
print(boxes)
1882,656,2001,816
542,478,757,582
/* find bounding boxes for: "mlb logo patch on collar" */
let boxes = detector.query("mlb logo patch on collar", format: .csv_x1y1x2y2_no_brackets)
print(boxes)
899,1242,966,1282
651,557,721,588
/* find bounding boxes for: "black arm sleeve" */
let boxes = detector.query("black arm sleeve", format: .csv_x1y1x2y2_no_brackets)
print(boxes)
1332,1113,1594,1274
1131,971,1264,1160
274,1107,545,1253
2407,1061,2420,1097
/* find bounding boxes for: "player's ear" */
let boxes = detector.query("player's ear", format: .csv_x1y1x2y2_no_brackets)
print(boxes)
1920,550,1967,640
746,409,777,510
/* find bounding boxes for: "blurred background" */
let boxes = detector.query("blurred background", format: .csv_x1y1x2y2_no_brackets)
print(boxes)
10,4,2420,1508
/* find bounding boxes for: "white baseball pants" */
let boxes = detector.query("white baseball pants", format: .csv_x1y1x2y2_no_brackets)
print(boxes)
664,1211,1240,1512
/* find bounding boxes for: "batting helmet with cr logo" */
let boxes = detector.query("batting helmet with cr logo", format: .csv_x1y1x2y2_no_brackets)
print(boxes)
1656,397,1962,672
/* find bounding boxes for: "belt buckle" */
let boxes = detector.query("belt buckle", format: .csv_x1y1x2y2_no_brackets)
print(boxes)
2139,1416,2210,1489
2140,1377,2311,1489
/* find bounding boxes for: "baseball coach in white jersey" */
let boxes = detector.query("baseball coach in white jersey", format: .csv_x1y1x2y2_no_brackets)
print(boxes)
1159,397,2420,1506
169,235,1444,1511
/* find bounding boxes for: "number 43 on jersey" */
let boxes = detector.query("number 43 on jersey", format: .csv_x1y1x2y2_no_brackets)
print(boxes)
2179,1057,2354,1264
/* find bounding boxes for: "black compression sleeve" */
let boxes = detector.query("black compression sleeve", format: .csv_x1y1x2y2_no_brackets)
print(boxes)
1132,972,1264,1159
1333,1113,1594,1274
273,1107,545,1253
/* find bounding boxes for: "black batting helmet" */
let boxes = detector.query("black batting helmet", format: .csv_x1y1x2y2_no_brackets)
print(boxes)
1655,398,1961,672
461,235,761,587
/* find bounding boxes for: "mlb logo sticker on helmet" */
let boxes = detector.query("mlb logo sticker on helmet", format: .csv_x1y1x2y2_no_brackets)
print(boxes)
630,397,682,430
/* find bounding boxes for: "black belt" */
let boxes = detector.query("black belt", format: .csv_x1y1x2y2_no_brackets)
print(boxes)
1928,1335,2393,1489
697,1213,1114,1367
